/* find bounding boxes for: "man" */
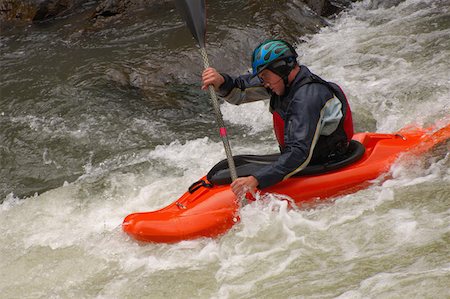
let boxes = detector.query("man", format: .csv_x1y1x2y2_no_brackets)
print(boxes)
202,39,354,197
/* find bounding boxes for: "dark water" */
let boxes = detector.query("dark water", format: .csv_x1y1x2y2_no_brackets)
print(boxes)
0,0,331,200
0,0,449,298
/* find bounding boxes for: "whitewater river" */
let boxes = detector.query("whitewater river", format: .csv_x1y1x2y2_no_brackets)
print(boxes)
1,0,449,298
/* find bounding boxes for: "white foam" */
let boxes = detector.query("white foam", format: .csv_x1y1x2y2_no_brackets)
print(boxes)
296,0,450,132
221,100,273,134
0,193,24,212
337,262,450,298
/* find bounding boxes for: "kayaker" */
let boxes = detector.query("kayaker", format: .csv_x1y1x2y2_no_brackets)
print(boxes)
201,39,354,197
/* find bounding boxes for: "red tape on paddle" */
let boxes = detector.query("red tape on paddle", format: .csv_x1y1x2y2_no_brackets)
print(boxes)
220,127,227,137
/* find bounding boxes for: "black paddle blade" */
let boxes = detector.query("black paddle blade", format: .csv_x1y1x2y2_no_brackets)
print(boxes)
174,0,206,48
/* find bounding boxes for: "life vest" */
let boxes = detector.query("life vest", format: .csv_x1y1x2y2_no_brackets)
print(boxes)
270,74,353,157
272,111,286,148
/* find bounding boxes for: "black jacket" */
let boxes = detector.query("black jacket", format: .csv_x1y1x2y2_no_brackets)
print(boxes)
218,65,353,189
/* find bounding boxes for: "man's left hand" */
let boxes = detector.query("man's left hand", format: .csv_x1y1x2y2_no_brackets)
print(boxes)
230,176,259,197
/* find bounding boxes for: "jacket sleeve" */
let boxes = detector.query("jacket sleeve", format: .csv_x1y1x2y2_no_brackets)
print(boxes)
252,84,333,189
217,73,270,105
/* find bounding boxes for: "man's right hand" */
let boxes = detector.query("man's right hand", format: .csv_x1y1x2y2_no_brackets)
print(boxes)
202,67,225,91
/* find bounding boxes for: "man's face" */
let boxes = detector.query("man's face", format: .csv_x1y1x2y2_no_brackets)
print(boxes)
259,69,285,96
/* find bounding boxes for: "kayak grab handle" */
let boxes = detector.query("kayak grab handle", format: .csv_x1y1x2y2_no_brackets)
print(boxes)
188,179,213,194
395,134,407,140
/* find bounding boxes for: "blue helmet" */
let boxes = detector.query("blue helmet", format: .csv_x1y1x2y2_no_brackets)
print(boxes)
251,39,298,78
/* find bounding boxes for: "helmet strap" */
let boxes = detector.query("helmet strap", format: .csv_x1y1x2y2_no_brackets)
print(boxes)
268,58,296,88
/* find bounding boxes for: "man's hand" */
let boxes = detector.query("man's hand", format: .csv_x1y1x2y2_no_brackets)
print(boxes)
202,67,225,91
231,176,259,198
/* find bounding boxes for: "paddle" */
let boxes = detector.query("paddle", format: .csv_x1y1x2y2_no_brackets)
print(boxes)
174,0,238,183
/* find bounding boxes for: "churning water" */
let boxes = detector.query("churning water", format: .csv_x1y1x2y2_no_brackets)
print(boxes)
1,0,449,298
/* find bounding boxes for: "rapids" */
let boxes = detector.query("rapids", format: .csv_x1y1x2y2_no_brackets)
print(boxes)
1,0,449,298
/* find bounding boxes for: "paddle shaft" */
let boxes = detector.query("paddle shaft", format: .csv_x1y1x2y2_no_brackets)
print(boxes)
173,0,238,183
199,47,238,181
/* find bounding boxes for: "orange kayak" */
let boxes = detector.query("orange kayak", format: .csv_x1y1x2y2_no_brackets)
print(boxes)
123,123,450,243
